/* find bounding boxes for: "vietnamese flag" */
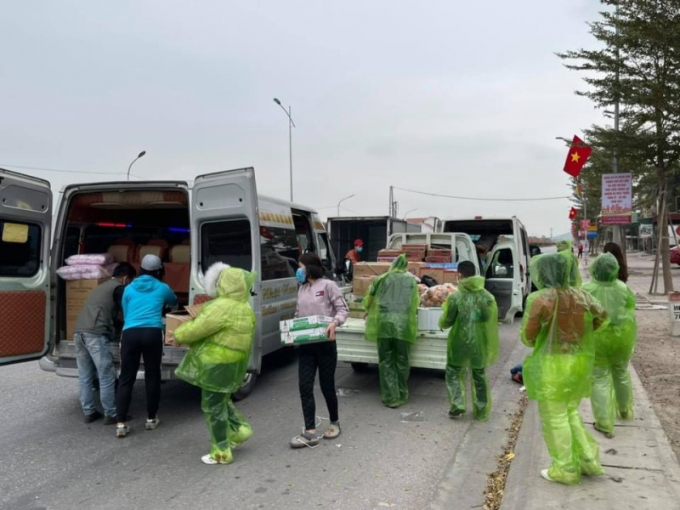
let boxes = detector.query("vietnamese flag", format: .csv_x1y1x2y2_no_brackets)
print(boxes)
569,207,578,220
563,136,592,178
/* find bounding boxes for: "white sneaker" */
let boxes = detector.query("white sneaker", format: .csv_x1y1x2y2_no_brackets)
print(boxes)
541,469,554,482
201,454,219,465
145,417,160,431
116,424,130,438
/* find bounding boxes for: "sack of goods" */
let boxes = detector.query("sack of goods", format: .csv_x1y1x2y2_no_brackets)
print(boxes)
280,316,334,346
420,283,457,308
57,253,118,281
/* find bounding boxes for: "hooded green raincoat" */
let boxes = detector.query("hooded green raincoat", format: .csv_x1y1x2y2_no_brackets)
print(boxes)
363,254,420,407
556,240,582,287
174,266,256,464
583,254,636,434
439,275,498,420
521,251,608,485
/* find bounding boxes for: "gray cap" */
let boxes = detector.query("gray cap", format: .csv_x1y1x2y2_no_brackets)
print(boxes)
141,254,163,271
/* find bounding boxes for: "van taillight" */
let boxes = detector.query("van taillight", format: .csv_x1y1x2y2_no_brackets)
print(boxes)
475,216,482,220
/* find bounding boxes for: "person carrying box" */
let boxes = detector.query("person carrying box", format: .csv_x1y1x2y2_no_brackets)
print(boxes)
172,263,257,465
363,254,420,409
439,261,498,421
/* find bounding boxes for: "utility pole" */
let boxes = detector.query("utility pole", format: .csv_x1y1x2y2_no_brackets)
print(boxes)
611,6,626,255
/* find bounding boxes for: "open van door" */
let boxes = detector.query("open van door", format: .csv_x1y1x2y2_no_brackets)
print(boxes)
191,167,262,378
0,169,52,365
484,242,522,323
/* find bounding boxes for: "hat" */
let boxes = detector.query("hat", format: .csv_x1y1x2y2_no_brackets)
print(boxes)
354,239,364,247
141,254,163,271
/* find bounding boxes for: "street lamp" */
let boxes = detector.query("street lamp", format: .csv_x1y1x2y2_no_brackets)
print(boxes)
127,150,146,181
403,208,419,220
273,98,296,202
336,194,356,217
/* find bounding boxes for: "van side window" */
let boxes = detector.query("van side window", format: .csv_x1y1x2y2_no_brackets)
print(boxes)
293,213,314,253
201,219,252,271
0,220,41,277
260,226,297,281
488,248,514,279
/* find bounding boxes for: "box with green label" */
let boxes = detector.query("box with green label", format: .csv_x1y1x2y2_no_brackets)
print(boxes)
280,327,329,346
280,315,334,333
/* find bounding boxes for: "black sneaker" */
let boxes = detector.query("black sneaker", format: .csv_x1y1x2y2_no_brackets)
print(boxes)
448,409,465,419
103,415,117,426
84,411,103,423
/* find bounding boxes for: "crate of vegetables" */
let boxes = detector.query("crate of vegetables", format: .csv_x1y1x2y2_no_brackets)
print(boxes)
419,283,457,308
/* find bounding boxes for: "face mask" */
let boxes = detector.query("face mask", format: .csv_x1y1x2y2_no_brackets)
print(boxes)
296,267,307,284
356,246,363,253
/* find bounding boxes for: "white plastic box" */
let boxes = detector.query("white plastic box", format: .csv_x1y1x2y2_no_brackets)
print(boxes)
417,307,444,332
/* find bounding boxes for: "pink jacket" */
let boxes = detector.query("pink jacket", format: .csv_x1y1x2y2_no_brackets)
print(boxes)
295,279,349,327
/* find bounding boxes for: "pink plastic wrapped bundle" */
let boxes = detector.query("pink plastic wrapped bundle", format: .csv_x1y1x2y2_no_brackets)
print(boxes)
65,253,114,266
420,283,457,308
57,263,118,280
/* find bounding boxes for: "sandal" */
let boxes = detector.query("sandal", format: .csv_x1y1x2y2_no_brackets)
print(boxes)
323,422,341,440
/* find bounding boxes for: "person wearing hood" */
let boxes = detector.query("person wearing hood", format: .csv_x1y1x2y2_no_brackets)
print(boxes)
439,261,498,420
290,253,349,449
521,251,608,485
583,253,636,438
363,254,420,408
556,239,582,287
172,264,257,465
115,254,177,438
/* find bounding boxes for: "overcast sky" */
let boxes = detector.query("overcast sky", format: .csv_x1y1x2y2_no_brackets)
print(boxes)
0,0,606,236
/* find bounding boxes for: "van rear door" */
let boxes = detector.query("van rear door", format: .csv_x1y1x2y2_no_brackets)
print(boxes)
484,241,521,323
192,167,261,372
0,169,52,365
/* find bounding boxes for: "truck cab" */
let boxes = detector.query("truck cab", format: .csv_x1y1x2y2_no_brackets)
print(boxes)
386,232,480,274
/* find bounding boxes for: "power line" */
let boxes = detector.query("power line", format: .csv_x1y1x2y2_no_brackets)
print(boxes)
393,186,570,202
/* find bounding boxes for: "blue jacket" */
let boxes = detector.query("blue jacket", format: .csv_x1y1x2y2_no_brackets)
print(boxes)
122,275,177,330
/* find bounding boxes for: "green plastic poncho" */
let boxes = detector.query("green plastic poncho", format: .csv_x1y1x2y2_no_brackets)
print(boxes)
174,265,256,464
583,254,636,434
521,251,609,485
363,254,420,344
439,275,498,420
363,254,420,407
556,239,582,287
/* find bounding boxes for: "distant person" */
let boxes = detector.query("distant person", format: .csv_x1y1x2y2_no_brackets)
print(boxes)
173,264,257,465
603,242,628,283
115,254,177,438
556,240,581,286
578,243,584,259
521,251,608,485
583,253,636,438
439,261,499,420
290,253,348,449
74,263,137,424
363,254,420,408
345,239,364,265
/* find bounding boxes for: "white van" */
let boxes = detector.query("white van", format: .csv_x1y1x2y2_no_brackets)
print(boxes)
440,217,531,322
0,167,337,398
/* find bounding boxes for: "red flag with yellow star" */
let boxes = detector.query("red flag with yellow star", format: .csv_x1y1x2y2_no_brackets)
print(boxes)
563,136,592,178
569,207,578,220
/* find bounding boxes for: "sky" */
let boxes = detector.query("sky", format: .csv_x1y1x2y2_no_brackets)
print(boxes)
0,0,607,237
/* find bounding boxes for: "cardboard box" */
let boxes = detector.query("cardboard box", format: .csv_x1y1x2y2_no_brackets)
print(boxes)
419,267,445,284
428,249,452,258
378,249,402,258
425,255,453,263
377,256,397,262
66,279,106,339
353,262,391,278
281,327,329,346
280,315,334,333
407,262,425,276
165,311,193,345
348,310,366,319
352,276,376,297
443,270,459,285
185,303,205,318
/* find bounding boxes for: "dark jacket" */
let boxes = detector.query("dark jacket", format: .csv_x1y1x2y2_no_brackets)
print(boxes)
74,279,124,338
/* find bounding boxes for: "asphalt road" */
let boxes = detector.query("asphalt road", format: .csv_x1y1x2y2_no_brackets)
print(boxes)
0,322,523,510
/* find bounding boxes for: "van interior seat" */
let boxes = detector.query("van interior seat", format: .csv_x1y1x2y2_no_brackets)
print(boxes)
169,245,190,263
165,245,191,299
138,245,166,262
108,244,136,263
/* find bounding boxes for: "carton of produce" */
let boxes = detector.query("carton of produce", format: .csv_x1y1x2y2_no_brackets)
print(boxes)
280,327,329,346
353,262,391,278
420,283,457,308
280,315,334,333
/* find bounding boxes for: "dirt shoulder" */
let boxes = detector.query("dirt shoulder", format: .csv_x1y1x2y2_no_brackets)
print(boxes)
631,309,680,462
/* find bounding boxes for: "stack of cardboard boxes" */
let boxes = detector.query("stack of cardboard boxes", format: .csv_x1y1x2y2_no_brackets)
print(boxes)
280,316,333,345
66,279,107,339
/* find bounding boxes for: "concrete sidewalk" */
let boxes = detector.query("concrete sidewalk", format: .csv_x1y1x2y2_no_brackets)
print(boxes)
500,256,680,509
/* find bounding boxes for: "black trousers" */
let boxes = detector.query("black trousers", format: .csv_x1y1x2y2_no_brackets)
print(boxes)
298,342,339,430
116,327,163,423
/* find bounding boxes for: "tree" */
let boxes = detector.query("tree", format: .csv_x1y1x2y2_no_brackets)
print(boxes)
558,0,680,293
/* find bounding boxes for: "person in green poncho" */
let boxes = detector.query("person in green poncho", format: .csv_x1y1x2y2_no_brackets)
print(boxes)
439,261,498,421
583,253,636,438
363,254,420,408
521,251,609,485
172,263,256,465
556,239,582,287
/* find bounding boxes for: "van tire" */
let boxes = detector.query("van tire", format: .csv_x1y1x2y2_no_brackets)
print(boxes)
232,373,258,401
351,362,369,372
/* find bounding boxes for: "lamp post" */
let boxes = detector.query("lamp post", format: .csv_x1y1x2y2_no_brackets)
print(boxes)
273,98,296,201
337,194,356,217
126,151,146,181
403,208,418,220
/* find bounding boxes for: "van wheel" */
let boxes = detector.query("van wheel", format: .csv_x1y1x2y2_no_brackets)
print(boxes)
351,362,369,372
232,373,258,401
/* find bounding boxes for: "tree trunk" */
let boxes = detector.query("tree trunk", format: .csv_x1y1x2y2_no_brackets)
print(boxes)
659,170,674,294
